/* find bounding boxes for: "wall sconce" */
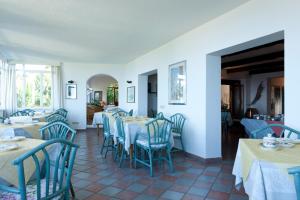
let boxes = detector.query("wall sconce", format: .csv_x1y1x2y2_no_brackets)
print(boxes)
126,80,132,84
68,80,75,84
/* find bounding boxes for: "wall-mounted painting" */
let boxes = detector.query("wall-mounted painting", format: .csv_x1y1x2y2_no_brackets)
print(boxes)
168,60,187,104
94,91,103,102
66,84,77,99
127,86,135,103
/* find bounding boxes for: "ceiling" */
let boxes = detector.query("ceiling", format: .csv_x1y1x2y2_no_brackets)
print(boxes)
222,40,284,75
0,0,249,63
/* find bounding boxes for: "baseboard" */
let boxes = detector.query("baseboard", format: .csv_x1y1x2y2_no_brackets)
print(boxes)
184,151,222,164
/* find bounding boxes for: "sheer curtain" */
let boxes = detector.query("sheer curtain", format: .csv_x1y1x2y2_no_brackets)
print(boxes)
51,64,63,110
0,61,17,117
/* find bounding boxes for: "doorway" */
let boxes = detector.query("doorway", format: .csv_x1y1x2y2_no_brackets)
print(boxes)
138,70,158,117
86,74,118,126
220,38,284,160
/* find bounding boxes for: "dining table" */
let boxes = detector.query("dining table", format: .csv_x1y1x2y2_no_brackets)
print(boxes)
113,116,174,167
233,139,300,200
0,122,47,139
0,138,46,187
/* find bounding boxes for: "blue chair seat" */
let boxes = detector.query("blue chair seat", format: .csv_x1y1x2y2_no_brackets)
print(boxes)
136,138,168,149
172,131,181,137
117,137,125,144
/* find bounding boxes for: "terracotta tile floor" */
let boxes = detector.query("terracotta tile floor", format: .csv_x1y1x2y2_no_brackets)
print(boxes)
71,129,249,200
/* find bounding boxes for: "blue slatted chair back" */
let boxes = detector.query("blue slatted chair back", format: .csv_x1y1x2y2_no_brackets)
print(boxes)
102,114,111,136
112,110,128,118
40,121,76,142
55,108,68,118
251,124,300,139
115,116,125,141
128,109,133,116
13,139,79,200
288,167,300,200
170,113,186,135
156,112,164,120
11,111,28,117
145,118,173,147
22,109,36,116
45,113,67,123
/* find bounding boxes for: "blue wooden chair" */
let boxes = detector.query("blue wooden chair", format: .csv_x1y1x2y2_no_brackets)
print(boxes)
288,166,300,200
112,110,129,118
55,108,68,118
170,113,186,152
40,121,76,142
251,124,300,139
134,118,174,176
115,116,127,167
11,111,28,117
45,113,67,123
22,109,36,116
128,109,133,116
101,114,115,158
0,139,79,200
156,112,164,119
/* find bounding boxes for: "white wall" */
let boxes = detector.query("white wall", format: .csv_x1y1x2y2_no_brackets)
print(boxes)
62,63,124,129
119,0,300,159
87,75,118,103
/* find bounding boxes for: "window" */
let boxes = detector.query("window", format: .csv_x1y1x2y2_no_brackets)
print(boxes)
107,83,118,106
16,64,52,109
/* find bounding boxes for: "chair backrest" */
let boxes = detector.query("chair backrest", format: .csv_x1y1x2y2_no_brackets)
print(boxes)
11,111,28,117
22,109,36,116
128,109,133,116
241,118,271,138
13,139,79,200
45,113,67,123
145,118,173,146
170,113,186,135
112,110,128,118
55,108,68,118
156,112,164,120
115,116,125,140
40,121,76,142
102,114,111,136
0,116,4,123
288,166,300,200
251,124,300,139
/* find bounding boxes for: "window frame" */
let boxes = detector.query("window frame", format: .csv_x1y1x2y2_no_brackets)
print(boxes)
16,64,52,110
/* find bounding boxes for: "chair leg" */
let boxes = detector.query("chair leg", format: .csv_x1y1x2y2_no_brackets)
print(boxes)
70,181,75,198
148,149,153,177
104,138,110,158
119,144,124,168
134,143,137,168
167,148,174,173
114,142,119,161
180,136,185,152
101,137,106,154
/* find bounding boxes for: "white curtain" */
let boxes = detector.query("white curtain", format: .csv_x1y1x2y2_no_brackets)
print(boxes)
0,61,17,117
51,65,63,110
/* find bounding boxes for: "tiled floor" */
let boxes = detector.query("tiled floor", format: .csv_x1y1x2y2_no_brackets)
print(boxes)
72,129,248,200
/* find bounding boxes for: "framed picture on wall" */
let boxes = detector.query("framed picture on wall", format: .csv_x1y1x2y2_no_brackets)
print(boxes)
94,91,103,102
168,60,187,104
65,84,77,99
127,86,135,103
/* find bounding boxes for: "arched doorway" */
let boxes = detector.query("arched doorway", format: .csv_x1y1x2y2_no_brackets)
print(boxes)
86,74,118,126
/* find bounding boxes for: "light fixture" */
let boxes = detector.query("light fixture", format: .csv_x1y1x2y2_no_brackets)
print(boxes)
126,80,132,84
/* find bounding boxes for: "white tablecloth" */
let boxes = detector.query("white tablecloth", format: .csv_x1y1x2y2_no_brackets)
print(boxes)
92,112,104,126
233,144,297,200
113,118,174,152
